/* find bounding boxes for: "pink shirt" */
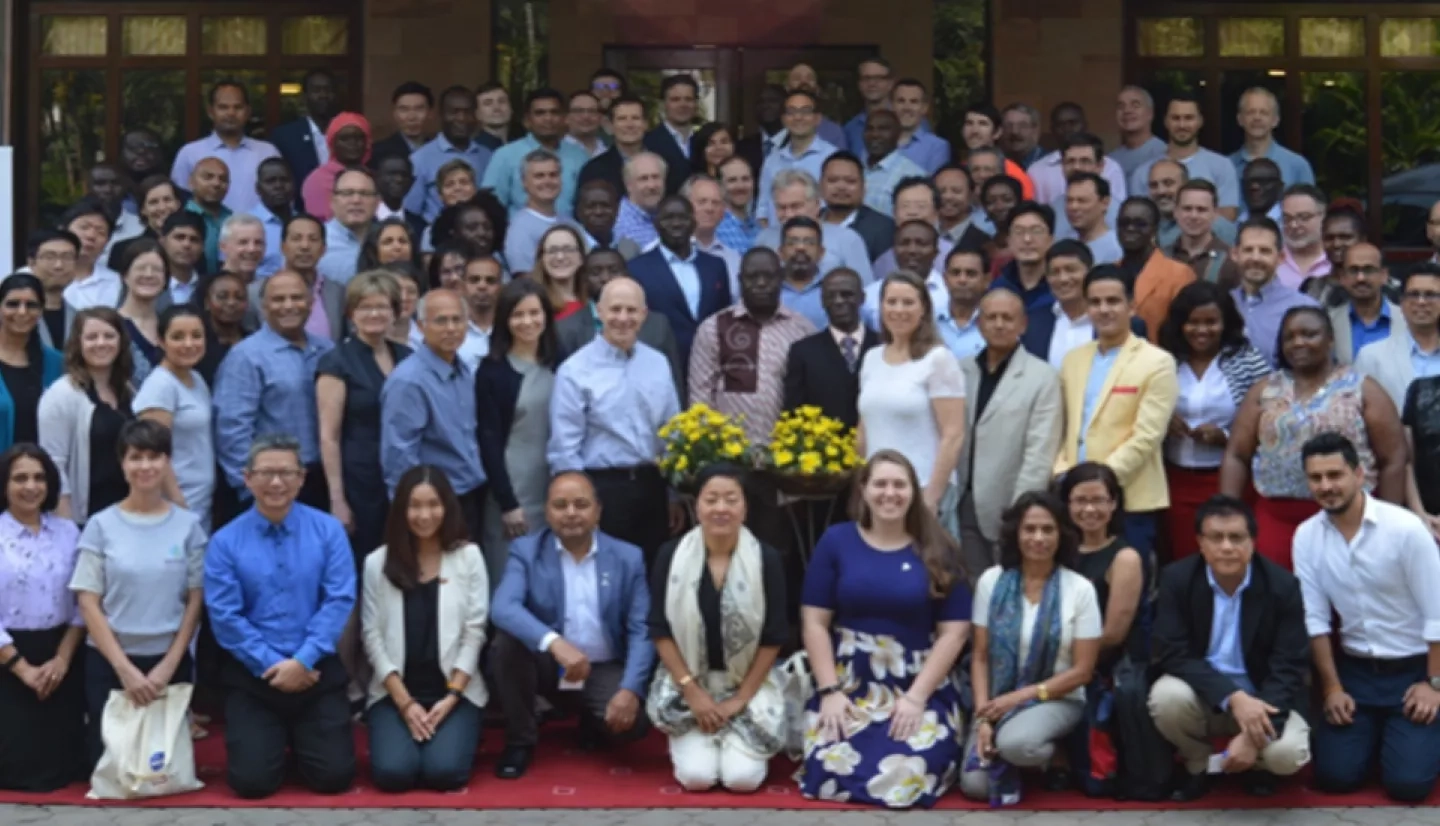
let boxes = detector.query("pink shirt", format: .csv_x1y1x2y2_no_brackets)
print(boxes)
1275,247,1330,290
306,275,333,340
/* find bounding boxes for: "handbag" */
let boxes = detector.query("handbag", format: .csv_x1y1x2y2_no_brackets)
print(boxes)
774,650,814,759
88,683,204,800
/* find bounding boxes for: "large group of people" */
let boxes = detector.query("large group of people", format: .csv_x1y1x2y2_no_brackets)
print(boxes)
0,58,1438,810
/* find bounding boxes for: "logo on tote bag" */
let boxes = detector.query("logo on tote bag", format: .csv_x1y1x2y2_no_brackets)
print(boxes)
149,751,167,772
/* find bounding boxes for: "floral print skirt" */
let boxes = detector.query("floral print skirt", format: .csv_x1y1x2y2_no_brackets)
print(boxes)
796,627,965,808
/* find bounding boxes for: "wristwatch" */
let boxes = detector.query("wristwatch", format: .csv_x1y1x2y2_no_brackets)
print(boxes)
817,683,842,698
1,652,19,672
1429,675,1440,692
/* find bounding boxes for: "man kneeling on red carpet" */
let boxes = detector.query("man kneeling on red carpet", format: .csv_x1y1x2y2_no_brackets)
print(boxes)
489,471,655,779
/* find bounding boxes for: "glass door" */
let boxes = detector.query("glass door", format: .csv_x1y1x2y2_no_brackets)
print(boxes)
602,47,736,127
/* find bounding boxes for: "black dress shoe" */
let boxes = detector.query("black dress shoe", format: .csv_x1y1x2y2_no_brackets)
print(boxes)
575,717,604,753
1243,770,1277,797
1171,771,1210,802
1044,766,1073,792
494,746,534,779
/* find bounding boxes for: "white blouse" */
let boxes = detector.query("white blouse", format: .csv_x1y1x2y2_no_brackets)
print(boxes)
972,565,1103,701
857,345,966,484
1164,359,1236,469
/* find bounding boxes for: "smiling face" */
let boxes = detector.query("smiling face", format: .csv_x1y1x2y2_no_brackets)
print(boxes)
538,230,582,284
1085,276,1132,340
1281,193,1324,250
244,448,305,514
719,158,754,209
1235,226,1281,290
439,167,478,206
1017,504,1061,564
1175,187,1215,237
1117,87,1153,134
221,223,266,278
576,184,619,238
508,293,547,350
206,275,248,327
1304,452,1364,515
1403,273,1440,332
704,128,735,170
6,455,48,519
1067,478,1116,538
377,223,413,265
654,198,696,250
421,289,467,357
351,290,395,339
662,81,697,128
1279,310,1331,373
546,473,601,543
406,482,447,540
140,183,181,233
1116,201,1156,253
1046,254,1088,305
696,474,746,543
625,156,666,210
262,271,313,337
863,110,902,159
79,317,121,370
1064,179,1106,233
688,178,725,233
1338,243,1386,304
121,446,169,495
281,217,325,272
861,459,913,523
783,93,819,141
1164,100,1202,146
739,250,782,316
935,169,973,222
160,314,206,370
1148,161,1185,217
1008,210,1052,265
1242,163,1283,213
893,223,939,274
881,280,924,340
191,159,230,208
598,278,647,351
1181,301,1224,357
123,250,168,301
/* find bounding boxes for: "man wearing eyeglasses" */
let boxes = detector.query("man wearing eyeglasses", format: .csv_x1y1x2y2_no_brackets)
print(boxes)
1275,184,1331,290
564,90,608,159
1355,263,1440,412
317,168,380,287
1328,243,1401,365
756,90,838,227
25,228,81,349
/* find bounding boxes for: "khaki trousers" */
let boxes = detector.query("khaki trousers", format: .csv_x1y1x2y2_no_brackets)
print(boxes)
1148,675,1310,775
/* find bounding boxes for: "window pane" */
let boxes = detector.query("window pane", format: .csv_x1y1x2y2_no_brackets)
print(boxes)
1301,72,1366,202
1136,18,1204,58
933,0,988,143
40,16,107,57
281,16,348,56
628,69,717,126
1381,18,1440,57
1382,72,1440,246
122,16,185,56
39,69,106,226
1300,18,1364,58
123,71,187,165
1132,69,1204,143
278,69,349,123
199,71,267,137
1218,18,1285,58
1221,71,1286,157
201,16,266,56
493,0,549,119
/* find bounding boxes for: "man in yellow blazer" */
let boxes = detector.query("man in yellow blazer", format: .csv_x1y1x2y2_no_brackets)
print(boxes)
1056,264,1179,555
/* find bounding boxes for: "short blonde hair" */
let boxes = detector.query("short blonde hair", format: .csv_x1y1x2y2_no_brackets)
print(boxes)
345,269,402,317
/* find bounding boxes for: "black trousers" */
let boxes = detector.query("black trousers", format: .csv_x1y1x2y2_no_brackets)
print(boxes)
84,648,193,770
458,484,486,548
490,630,650,749
298,462,331,512
589,466,669,566
221,655,355,799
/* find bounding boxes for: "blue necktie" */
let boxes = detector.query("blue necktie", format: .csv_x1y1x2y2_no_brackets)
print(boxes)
842,336,858,373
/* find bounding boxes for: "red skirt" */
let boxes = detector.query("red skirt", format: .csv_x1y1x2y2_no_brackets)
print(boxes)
1165,464,1220,562
1254,495,1320,570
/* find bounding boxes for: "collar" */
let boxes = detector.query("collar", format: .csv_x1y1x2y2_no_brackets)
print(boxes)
1237,277,1283,303
663,121,691,144
977,346,1016,377
1281,246,1329,277
830,326,862,348
1350,301,1391,324
417,341,466,378
694,235,728,255
937,302,978,327
438,133,480,155
781,136,829,160
257,324,321,353
0,510,55,538
1325,493,1378,534
1096,333,1131,356
597,336,640,361
555,534,600,562
184,199,230,222
250,505,299,537
251,202,285,226
1170,234,1227,261
1413,337,1440,358
660,243,697,266
868,150,903,171
730,303,792,324
1206,562,1253,598
205,132,254,151
1053,300,1091,323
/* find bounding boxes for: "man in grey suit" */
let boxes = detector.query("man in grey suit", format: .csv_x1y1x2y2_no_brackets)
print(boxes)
1356,262,1440,411
555,246,683,396
490,471,654,779
953,287,1064,582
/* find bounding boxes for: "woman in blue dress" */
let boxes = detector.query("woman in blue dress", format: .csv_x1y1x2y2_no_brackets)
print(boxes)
797,448,972,808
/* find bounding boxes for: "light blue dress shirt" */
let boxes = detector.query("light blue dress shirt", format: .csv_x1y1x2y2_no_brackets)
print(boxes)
1083,230,1125,267
662,244,702,318
547,338,681,473
936,304,985,361
1229,141,1316,188
1412,340,1440,381
757,136,839,224
480,133,590,217
213,326,334,490
316,218,366,286
1130,148,1241,210
864,151,928,218
404,134,494,222
1079,343,1122,461
379,343,486,497
204,504,355,677
780,273,828,331
896,130,952,176
1053,196,1122,246
1349,303,1393,360
1205,564,1257,703
1232,280,1319,367
755,222,874,284
246,202,287,278
170,133,281,214
716,211,759,254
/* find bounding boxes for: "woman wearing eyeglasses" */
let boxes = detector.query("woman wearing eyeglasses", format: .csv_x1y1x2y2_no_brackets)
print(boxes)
530,226,587,321
0,274,64,454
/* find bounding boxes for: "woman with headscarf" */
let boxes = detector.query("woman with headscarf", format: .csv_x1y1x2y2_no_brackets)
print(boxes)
302,112,373,221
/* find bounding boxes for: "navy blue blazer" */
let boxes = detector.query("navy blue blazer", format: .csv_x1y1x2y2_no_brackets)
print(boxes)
627,246,732,364
491,528,655,697
268,118,322,204
474,355,526,512
1021,307,1148,361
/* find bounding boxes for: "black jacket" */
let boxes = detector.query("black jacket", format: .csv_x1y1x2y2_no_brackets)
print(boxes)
1151,554,1310,727
642,126,692,196
577,145,626,197
783,327,880,429
846,206,895,264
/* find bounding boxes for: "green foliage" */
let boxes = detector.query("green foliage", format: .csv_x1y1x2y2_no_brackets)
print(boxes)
494,0,549,111
932,0,988,144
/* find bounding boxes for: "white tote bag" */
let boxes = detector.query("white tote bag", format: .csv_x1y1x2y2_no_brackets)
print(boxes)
88,683,204,800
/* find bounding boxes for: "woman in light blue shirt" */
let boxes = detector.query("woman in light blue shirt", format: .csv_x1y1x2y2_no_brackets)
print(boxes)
135,305,215,531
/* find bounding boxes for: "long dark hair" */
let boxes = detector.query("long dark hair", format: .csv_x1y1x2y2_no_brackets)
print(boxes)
356,216,422,273
487,278,559,368
689,122,734,175
1158,280,1249,361
1056,462,1126,541
0,443,62,514
849,449,962,596
997,490,1080,572
382,465,469,590
0,272,47,366
63,307,135,406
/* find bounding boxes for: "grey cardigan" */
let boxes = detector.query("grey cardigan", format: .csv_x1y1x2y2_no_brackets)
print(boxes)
37,377,106,522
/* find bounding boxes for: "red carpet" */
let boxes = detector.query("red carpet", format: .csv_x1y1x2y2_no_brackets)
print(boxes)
0,725,1431,809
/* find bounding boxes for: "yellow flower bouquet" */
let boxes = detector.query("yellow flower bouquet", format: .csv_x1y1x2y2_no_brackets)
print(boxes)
657,403,752,491
764,405,861,496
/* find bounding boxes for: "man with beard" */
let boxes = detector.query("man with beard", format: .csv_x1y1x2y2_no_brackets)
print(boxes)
1168,179,1241,289
776,217,830,331
1275,184,1330,290
1356,263,1440,411
1116,196,1194,341
936,165,993,249
1327,242,1401,365
1294,432,1440,803
818,152,894,263
247,157,296,278
1129,94,1239,221
626,195,731,364
1230,218,1318,367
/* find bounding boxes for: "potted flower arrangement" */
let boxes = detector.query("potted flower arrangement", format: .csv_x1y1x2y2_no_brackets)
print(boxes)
657,403,751,494
763,405,861,496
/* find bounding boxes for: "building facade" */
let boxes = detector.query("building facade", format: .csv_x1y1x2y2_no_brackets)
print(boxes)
9,0,1440,247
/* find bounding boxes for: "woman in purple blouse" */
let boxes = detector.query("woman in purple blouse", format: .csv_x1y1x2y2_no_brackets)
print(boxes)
0,443,86,790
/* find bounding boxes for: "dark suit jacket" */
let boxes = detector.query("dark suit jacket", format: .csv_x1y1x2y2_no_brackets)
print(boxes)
1021,308,1147,361
627,246,731,364
371,131,421,163
783,327,880,429
848,206,895,263
950,222,991,254
555,304,683,396
578,146,626,197
1152,555,1310,727
642,126,692,195
736,128,783,199
474,356,525,512
268,118,322,204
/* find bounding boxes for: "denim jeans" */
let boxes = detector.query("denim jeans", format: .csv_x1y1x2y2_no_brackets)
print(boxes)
367,695,482,792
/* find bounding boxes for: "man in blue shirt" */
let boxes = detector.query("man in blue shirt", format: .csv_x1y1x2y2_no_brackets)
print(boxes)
204,433,357,799
247,158,296,278
1229,88,1315,188
380,288,487,539
548,277,683,560
405,85,494,222
317,168,379,286
1330,242,1399,364
843,56,895,152
214,270,335,511
481,88,590,217
1149,495,1311,801
889,78,952,175
756,90,838,225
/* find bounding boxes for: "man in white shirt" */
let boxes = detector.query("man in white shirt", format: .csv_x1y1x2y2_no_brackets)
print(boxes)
59,200,121,311
456,255,501,368
684,175,740,294
1293,432,1440,803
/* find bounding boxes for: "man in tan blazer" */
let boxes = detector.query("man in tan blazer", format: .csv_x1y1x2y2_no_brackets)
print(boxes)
1057,265,1179,555
954,288,1063,583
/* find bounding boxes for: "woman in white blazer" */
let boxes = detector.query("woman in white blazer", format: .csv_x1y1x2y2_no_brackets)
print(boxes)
362,465,489,793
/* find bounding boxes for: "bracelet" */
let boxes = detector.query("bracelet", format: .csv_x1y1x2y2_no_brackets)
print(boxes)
817,683,842,697
1037,682,1050,703
447,687,464,699
446,681,465,693
1,652,20,672
677,674,694,689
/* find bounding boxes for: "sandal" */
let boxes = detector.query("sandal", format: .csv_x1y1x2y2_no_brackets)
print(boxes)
190,721,209,740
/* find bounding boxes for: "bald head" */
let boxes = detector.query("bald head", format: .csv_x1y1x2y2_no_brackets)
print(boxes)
598,277,647,351
419,287,466,359
978,287,1027,352
191,157,231,208
787,63,819,93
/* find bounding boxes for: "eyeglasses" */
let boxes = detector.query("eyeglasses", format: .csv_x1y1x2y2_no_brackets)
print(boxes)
784,107,817,117
1010,226,1049,240
249,469,303,482
34,251,76,264
592,80,622,92
543,245,581,257
334,189,377,199
1406,290,1440,302
1344,265,1385,279
1281,212,1319,225
354,304,394,316
2,299,41,311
